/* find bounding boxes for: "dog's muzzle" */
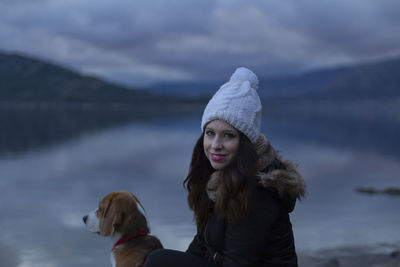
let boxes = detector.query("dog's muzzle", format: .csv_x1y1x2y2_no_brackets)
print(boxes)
83,209,100,233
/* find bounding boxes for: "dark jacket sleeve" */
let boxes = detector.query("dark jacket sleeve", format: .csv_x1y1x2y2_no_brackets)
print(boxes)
222,188,280,267
186,232,207,258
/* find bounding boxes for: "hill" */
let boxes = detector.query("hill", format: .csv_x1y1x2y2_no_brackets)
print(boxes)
0,51,196,108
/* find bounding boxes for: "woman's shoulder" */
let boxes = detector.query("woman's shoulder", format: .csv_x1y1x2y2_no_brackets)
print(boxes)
253,183,279,201
248,184,281,216
251,180,295,214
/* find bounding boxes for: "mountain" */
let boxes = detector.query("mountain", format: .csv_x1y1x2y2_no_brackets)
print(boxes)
1,50,399,104
0,51,192,107
151,57,400,101
150,81,222,97
260,57,400,100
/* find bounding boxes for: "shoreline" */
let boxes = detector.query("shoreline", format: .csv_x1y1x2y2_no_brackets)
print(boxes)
298,242,400,266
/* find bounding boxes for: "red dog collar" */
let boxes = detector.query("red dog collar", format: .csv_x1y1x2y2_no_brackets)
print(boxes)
112,229,149,251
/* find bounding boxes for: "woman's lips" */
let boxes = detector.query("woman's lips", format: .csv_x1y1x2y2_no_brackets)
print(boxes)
210,153,226,161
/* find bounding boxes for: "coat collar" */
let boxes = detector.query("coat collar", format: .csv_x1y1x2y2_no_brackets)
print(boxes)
206,134,306,211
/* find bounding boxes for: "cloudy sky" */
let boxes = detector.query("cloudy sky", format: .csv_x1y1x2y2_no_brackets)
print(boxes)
1,0,399,87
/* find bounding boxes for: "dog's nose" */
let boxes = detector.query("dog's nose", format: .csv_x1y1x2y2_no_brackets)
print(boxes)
83,215,88,224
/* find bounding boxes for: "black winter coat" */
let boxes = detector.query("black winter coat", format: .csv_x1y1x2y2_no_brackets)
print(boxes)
187,135,306,267
187,186,298,266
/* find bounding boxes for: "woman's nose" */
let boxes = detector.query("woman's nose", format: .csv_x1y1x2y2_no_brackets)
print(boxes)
212,138,223,149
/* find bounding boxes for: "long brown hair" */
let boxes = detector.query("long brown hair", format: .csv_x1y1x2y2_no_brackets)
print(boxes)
183,131,257,231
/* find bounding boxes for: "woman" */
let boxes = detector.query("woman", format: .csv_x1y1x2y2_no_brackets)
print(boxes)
145,67,305,267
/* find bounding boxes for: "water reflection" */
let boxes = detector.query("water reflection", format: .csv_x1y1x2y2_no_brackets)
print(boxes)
0,108,399,266
0,108,195,157
1,107,399,160
262,110,400,160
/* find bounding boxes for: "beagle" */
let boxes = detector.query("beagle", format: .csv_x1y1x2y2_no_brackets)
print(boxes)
83,191,163,267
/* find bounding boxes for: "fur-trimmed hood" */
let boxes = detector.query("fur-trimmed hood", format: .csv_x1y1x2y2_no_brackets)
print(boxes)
206,134,306,212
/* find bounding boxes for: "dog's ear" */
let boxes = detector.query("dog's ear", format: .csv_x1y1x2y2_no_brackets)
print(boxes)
117,193,148,235
99,196,123,237
130,193,146,214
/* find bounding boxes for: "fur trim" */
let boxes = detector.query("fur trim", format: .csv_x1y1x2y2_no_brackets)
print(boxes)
255,134,305,200
257,163,306,201
254,134,277,171
205,134,306,204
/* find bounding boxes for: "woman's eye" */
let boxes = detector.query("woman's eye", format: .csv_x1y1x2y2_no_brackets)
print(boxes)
205,130,214,136
225,133,236,138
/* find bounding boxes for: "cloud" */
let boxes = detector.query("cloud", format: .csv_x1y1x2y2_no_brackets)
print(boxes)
264,0,400,62
0,0,399,86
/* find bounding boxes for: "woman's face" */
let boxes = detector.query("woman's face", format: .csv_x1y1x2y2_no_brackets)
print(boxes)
203,119,240,170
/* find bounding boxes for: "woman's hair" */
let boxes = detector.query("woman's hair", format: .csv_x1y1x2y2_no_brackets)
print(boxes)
183,130,257,231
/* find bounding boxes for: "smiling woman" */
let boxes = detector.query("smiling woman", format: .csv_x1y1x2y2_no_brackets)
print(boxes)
144,67,305,267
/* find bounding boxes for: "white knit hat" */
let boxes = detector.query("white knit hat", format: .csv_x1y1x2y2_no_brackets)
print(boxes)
201,67,262,143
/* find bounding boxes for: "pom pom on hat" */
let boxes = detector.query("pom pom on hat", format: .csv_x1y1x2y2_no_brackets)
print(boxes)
229,67,259,90
201,67,262,143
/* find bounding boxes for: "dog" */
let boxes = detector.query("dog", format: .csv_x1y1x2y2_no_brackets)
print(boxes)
83,191,163,267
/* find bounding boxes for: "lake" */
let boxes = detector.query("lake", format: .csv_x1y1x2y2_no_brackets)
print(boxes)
0,106,399,266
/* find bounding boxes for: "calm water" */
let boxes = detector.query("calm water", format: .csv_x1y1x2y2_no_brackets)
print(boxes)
0,108,399,267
